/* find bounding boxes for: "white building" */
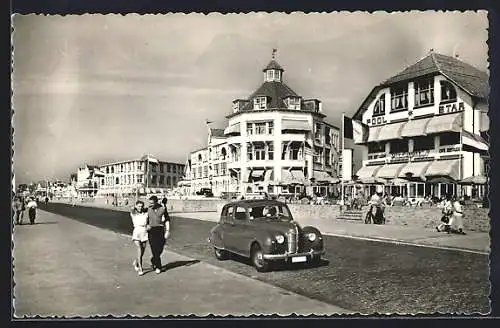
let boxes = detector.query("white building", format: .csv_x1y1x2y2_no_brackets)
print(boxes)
351,51,489,199
97,155,185,196
75,164,105,197
185,54,341,198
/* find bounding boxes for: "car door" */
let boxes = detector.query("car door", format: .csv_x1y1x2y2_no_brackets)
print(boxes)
214,205,233,248
225,205,249,256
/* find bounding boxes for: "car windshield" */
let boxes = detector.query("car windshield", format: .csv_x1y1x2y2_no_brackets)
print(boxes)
248,204,292,222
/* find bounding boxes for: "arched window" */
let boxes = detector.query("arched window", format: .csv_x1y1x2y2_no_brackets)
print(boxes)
106,167,109,174
111,167,115,174
198,154,202,162
101,179,105,185
221,147,227,160
246,186,252,193
440,81,457,102
115,177,120,185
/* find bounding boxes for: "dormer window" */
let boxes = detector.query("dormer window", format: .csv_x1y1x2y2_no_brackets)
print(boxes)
254,96,267,110
285,97,301,110
440,81,457,103
267,70,274,81
390,85,407,112
264,69,282,82
373,94,386,116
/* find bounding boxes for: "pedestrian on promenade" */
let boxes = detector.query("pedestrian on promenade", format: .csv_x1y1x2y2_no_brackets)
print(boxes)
130,200,149,276
44,196,49,205
26,197,38,225
449,195,466,235
436,194,452,232
12,197,24,225
147,196,166,274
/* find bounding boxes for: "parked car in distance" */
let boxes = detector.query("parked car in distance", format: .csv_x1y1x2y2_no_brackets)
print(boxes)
196,188,214,197
208,199,325,272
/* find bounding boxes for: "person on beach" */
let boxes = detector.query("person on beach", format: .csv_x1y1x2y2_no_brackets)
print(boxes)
436,194,452,232
147,196,166,274
130,200,149,276
12,197,24,225
26,197,38,225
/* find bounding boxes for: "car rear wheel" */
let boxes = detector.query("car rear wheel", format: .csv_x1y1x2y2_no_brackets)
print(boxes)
214,247,229,261
251,244,269,272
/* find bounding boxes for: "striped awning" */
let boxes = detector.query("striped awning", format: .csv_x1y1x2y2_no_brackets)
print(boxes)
367,126,383,142
398,161,433,179
355,165,382,179
425,159,460,180
375,163,406,179
224,123,241,135
264,169,273,181
400,117,432,138
377,121,406,141
462,130,489,152
312,170,338,183
426,112,462,135
281,119,311,131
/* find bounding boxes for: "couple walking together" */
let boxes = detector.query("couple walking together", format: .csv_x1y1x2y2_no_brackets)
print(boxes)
437,194,466,235
130,196,170,276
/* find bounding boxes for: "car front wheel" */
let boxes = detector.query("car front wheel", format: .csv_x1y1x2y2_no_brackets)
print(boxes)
251,244,269,272
214,247,229,261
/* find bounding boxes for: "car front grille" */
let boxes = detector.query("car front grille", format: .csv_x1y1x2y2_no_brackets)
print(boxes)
287,226,299,254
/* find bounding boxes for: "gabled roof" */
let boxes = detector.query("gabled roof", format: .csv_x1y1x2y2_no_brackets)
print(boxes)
241,81,299,110
353,52,489,120
263,60,284,72
209,128,226,138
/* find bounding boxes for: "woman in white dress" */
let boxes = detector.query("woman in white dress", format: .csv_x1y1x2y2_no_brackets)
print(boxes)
130,200,149,275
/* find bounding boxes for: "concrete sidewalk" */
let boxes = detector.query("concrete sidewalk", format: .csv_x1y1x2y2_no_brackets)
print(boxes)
13,210,350,317
177,212,490,254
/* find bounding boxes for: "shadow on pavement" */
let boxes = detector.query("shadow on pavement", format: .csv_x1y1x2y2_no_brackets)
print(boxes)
227,253,329,272
162,259,200,272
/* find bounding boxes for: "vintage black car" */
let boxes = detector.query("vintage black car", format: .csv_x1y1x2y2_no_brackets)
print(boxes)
208,199,325,272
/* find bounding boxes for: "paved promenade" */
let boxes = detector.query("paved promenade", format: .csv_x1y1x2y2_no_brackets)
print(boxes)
13,210,350,317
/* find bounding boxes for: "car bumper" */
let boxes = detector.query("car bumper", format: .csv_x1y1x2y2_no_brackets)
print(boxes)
262,249,325,260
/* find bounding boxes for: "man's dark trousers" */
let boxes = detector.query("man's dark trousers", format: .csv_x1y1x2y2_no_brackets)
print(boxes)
149,226,166,269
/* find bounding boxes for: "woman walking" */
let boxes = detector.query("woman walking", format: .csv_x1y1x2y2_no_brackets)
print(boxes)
449,195,466,235
436,194,453,232
130,200,149,275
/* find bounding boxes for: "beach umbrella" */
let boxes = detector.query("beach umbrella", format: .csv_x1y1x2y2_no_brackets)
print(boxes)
458,175,487,185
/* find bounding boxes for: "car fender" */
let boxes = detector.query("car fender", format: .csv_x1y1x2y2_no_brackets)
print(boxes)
247,231,275,255
301,225,322,237
208,225,224,248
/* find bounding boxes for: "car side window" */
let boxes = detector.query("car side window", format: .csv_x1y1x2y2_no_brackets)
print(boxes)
221,206,234,223
234,206,247,221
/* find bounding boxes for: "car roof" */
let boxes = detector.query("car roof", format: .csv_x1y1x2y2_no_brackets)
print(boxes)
224,199,287,208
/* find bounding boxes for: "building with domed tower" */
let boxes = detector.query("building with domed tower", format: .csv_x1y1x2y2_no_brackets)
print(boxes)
185,51,341,198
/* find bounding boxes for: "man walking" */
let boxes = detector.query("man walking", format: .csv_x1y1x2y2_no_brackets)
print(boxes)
147,196,166,274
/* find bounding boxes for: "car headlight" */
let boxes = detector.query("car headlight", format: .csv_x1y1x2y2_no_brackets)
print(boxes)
275,235,285,244
307,232,317,242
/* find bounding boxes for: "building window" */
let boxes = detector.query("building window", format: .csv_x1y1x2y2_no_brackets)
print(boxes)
173,165,177,173
373,94,386,116
315,123,322,141
254,143,266,160
152,176,157,185
173,177,177,186
267,70,274,81
325,149,331,165
247,143,253,160
159,176,165,185
111,167,115,174
268,143,274,160
106,167,109,174
198,154,202,162
247,123,253,135
137,163,142,170
255,122,266,134
167,176,171,186
115,177,120,185
198,167,202,178
268,122,274,134
253,97,267,110
440,81,457,103
414,77,434,107
214,164,219,176
275,70,281,81
192,170,196,179
389,140,409,154
439,132,460,146
391,85,408,111
413,136,434,151
221,148,227,160
286,97,301,110
137,175,143,183
160,164,164,173
368,142,385,154
203,166,208,178
325,127,331,144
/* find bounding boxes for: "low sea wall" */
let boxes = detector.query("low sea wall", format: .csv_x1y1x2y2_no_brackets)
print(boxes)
50,197,490,233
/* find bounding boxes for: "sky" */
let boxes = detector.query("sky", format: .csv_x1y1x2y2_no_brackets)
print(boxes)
12,11,489,184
